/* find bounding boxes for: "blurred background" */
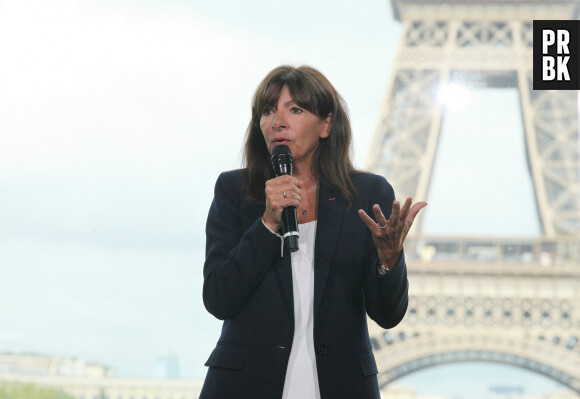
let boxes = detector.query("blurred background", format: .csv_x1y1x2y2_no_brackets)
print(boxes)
0,0,579,398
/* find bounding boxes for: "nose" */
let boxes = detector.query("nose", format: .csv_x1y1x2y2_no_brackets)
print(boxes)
272,112,287,130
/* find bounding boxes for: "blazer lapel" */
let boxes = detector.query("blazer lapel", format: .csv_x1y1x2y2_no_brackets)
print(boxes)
314,184,347,320
277,248,294,319
271,184,348,322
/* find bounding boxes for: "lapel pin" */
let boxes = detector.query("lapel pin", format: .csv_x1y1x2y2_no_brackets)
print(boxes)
329,197,336,201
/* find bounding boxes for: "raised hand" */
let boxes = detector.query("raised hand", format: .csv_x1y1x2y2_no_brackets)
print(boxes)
358,197,427,270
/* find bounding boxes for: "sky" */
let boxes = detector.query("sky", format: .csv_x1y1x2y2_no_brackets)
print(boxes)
0,0,572,396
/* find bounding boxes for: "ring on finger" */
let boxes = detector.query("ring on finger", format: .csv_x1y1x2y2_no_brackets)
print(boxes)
379,223,388,230
282,192,287,199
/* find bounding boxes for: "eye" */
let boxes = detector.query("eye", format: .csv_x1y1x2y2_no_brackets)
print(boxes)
290,107,303,114
262,108,273,116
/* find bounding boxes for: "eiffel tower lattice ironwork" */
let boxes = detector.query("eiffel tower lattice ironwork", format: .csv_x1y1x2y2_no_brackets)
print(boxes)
365,0,580,394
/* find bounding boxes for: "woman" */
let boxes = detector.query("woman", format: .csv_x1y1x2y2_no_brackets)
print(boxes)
201,65,426,399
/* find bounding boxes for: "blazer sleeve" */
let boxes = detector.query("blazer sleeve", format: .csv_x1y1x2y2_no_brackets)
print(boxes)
362,175,409,329
202,172,281,320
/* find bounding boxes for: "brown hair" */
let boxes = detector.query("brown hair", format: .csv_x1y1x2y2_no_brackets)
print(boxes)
242,65,358,205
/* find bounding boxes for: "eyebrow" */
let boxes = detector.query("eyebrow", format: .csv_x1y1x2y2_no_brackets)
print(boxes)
284,99,296,107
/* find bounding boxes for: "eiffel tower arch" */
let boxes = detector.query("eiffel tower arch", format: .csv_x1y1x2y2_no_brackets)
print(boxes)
365,0,580,394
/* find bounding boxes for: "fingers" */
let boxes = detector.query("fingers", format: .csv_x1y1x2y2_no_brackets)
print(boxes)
399,221,411,247
360,198,428,262
265,175,301,204
359,202,400,232
408,201,428,223
372,204,389,229
393,197,427,225
359,203,395,232
389,200,401,230
398,197,412,224
360,198,428,235
358,209,378,232
263,176,302,231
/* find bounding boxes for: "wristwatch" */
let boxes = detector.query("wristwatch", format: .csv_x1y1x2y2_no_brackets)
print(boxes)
376,262,391,276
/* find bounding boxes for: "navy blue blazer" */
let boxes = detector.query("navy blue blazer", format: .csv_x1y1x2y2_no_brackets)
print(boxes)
201,170,408,399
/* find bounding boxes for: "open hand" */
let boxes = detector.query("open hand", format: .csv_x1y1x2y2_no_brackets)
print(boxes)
358,197,427,270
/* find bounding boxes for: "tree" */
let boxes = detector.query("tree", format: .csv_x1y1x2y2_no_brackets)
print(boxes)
0,382,75,399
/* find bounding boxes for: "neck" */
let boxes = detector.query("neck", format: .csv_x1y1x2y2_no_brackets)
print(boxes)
293,172,317,188
294,162,320,223
292,159,316,185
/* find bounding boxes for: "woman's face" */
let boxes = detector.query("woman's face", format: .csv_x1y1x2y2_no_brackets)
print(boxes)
260,85,331,168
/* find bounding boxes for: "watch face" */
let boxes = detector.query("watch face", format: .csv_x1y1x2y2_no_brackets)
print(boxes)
376,264,390,276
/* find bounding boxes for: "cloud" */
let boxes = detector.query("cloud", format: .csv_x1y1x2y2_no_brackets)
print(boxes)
0,1,262,169
0,1,274,251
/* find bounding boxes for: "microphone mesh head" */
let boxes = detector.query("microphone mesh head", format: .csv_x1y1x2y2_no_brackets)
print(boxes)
271,144,293,176
272,144,292,157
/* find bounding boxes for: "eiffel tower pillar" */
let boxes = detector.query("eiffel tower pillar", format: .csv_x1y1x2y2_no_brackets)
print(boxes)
366,0,580,237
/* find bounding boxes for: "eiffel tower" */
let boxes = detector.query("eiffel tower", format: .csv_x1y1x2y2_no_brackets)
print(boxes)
365,0,580,394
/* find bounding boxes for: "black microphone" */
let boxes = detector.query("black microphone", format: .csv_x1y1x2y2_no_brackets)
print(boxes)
271,144,299,252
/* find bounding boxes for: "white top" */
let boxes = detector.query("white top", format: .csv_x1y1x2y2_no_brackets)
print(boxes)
282,220,321,399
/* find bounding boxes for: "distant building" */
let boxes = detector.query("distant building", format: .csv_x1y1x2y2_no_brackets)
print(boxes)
0,353,114,378
0,354,202,399
152,353,180,379
4,354,575,399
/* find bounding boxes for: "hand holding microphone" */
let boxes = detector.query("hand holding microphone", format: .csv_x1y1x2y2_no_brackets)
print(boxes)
263,145,301,252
